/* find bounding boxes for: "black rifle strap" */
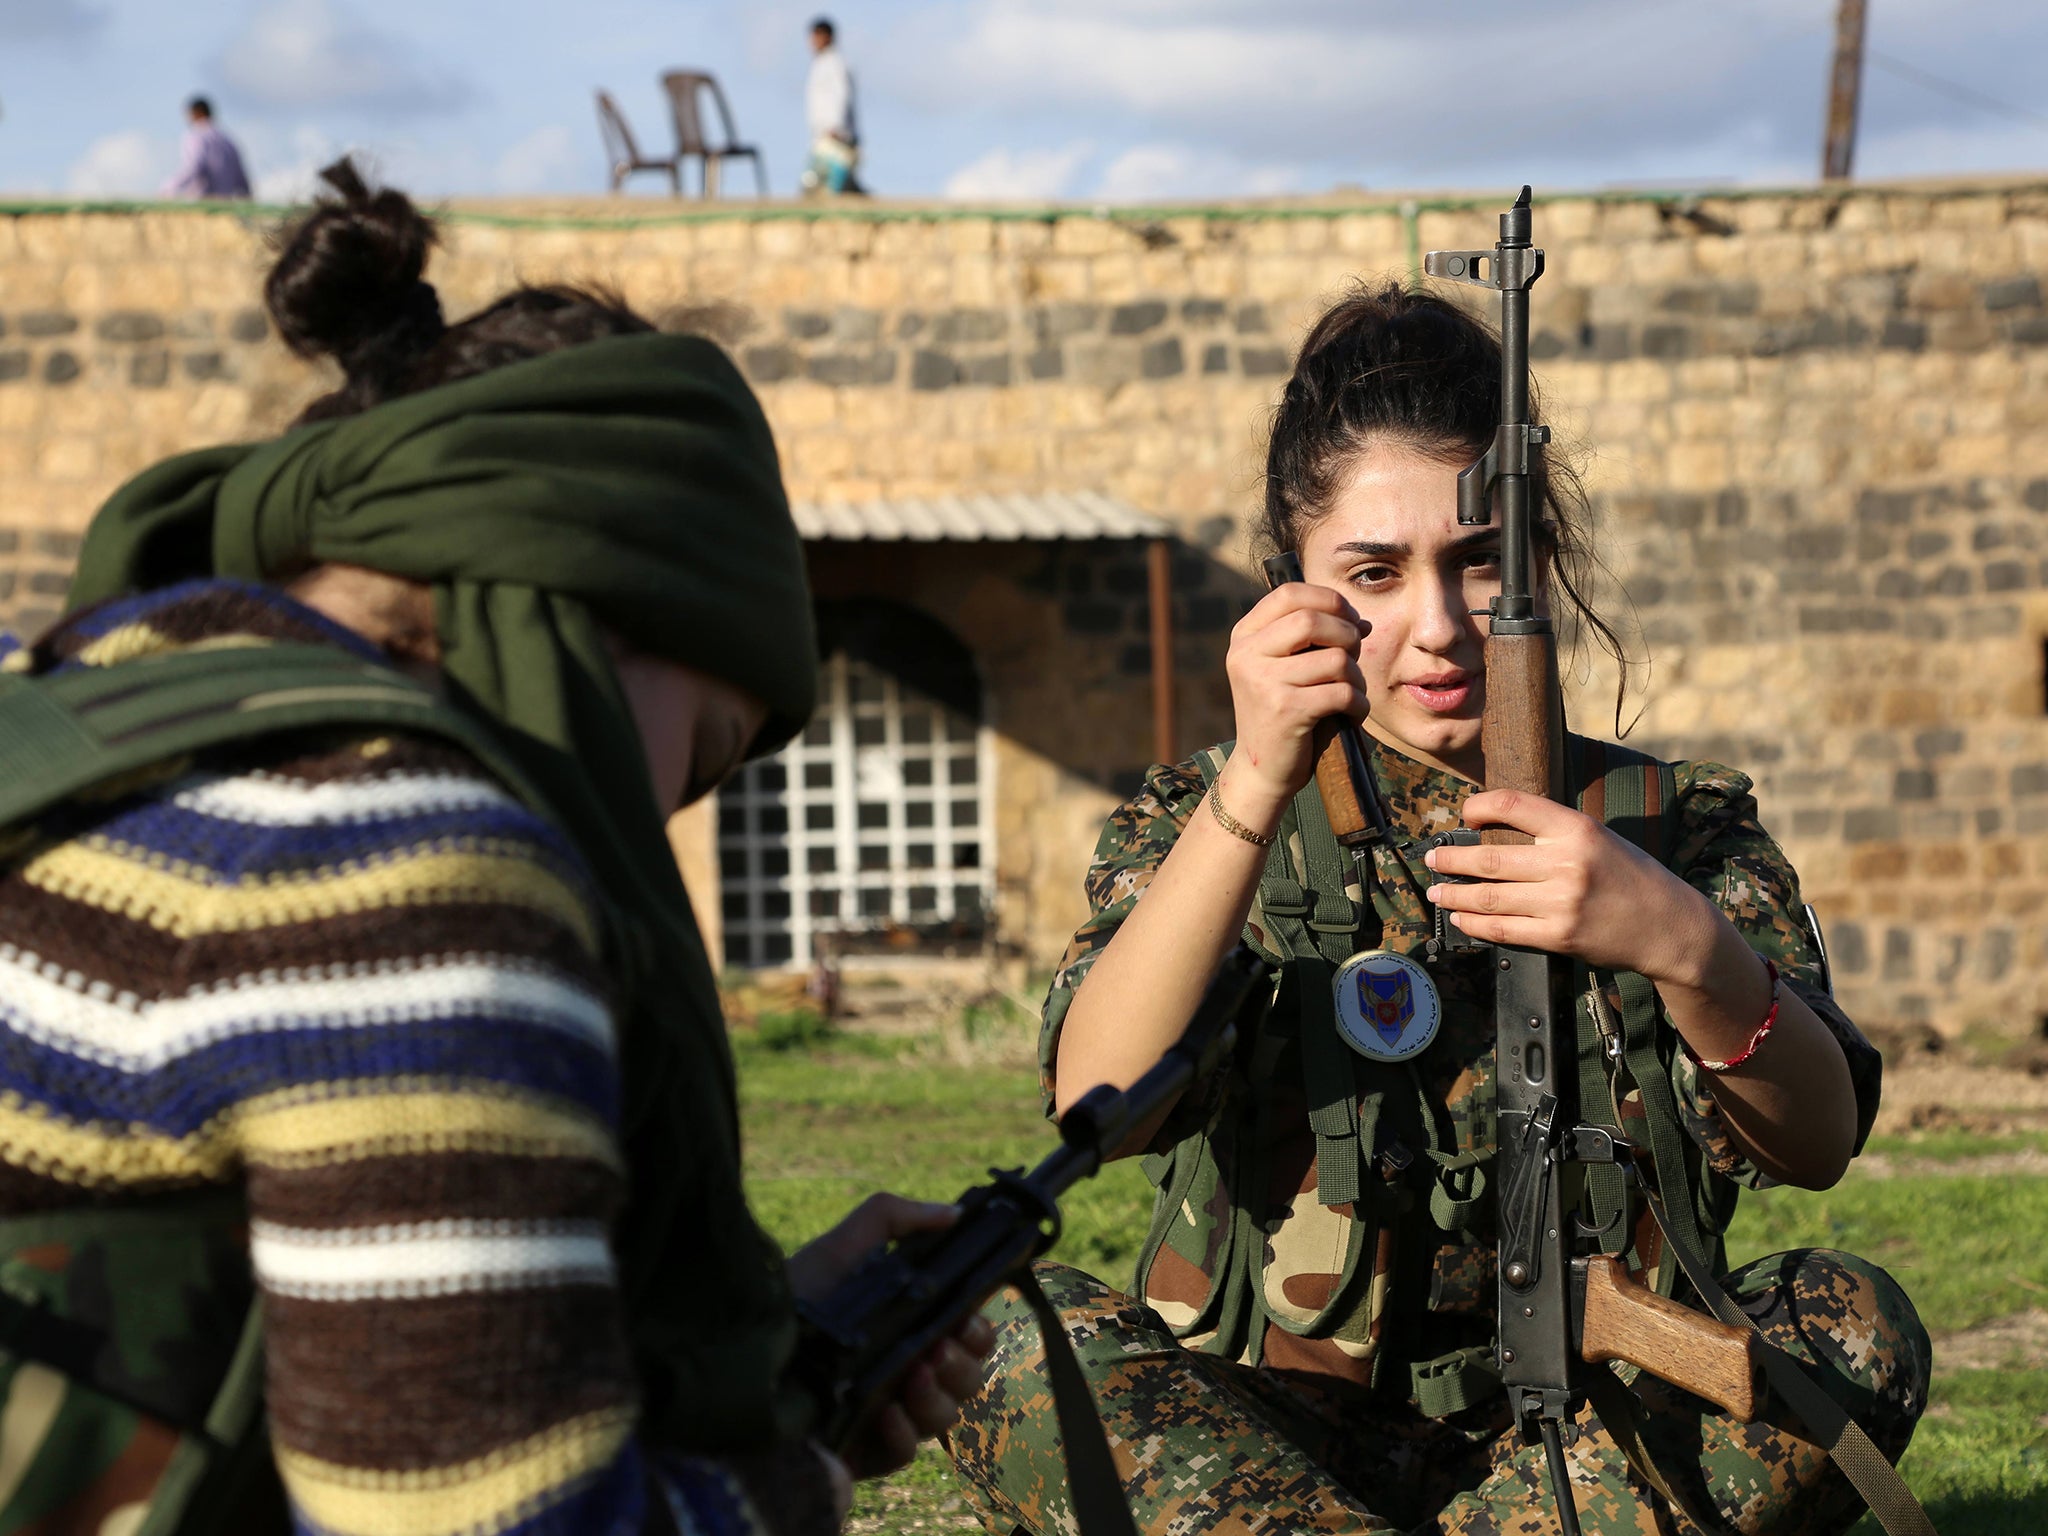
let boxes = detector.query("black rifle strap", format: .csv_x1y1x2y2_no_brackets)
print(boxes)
1634,1183,1936,1536
1011,1268,1140,1536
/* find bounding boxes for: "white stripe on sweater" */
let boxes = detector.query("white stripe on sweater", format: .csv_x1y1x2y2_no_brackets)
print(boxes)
250,1218,615,1301
0,949,613,1070
170,770,520,827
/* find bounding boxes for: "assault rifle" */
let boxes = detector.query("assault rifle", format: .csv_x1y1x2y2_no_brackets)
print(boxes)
791,944,1271,1535
1421,190,1770,1536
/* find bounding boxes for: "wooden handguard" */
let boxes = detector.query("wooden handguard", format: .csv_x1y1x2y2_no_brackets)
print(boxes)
1312,719,1378,848
1478,630,1563,844
1578,1256,1764,1422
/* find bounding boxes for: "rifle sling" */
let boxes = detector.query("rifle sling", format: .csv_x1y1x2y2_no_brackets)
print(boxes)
1633,1181,1935,1536
1012,1268,1140,1536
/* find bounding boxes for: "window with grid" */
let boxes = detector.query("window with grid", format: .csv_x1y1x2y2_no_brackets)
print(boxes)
717,651,994,968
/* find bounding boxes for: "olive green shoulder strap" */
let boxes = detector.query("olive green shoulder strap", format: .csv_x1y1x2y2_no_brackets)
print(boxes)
0,641,546,829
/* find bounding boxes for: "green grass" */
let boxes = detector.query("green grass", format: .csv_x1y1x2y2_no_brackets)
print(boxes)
741,1027,2047,1533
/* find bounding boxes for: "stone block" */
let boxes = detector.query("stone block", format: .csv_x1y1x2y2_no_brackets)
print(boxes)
41,351,81,385
18,312,77,338
910,348,958,391
1108,301,1167,336
1201,342,1229,375
1234,302,1269,334
96,312,165,344
128,350,169,387
1069,341,1140,388
1181,298,1226,326
962,353,1012,387
228,308,269,344
935,308,1008,344
743,345,798,384
1239,345,1290,378
1879,317,1928,351
0,352,27,383
1139,337,1184,379
1024,347,1063,381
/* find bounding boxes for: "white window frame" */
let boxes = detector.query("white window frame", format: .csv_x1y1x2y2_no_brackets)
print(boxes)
717,651,997,969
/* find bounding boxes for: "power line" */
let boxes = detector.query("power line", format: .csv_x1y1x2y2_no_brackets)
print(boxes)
1867,50,2048,133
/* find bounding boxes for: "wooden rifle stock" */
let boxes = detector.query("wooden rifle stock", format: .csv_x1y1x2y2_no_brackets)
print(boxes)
1578,1256,1763,1422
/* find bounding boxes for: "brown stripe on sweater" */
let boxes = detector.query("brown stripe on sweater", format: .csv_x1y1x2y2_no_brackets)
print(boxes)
174,902,608,995
0,881,604,1010
0,1159,227,1211
262,1286,634,1470
37,586,351,666
249,1150,621,1232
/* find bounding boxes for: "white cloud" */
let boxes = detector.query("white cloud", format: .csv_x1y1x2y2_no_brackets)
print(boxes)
213,0,472,117
495,124,582,193
1091,142,1304,203
943,141,1092,200
245,123,346,203
65,129,170,196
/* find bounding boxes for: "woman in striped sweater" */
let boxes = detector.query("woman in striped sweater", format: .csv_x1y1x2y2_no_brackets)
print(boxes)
0,161,988,1536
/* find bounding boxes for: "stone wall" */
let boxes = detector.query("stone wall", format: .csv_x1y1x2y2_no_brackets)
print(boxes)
2,181,2046,1035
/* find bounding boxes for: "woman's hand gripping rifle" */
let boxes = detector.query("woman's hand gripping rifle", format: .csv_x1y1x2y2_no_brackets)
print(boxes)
790,945,1271,1465
1424,190,1761,1536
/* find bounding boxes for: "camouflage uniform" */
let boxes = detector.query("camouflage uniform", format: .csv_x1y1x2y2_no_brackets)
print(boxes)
947,739,1929,1536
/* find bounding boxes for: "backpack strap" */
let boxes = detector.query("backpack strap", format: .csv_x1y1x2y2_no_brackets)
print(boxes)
1193,749,1367,1210
0,642,547,830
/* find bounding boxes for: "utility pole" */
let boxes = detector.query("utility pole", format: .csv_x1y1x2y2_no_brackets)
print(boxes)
1822,0,1869,181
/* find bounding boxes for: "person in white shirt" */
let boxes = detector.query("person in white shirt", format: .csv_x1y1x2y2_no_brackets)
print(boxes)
802,17,864,195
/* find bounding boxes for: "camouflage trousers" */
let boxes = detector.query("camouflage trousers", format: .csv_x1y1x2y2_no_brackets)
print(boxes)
947,1251,1928,1536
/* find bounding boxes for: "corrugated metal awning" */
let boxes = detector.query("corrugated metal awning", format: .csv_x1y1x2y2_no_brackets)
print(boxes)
792,490,1170,542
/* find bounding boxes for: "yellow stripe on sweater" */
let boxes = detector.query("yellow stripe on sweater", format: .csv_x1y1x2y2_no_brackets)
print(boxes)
275,1406,634,1536
19,839,600,955
239,1082,621,1172
0,1082,617,1189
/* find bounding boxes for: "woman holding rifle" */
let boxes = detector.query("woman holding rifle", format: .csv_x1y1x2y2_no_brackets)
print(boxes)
947,284,1927,1535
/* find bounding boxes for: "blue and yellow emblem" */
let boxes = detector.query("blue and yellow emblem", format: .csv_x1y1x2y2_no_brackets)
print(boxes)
1332,949,1441,1062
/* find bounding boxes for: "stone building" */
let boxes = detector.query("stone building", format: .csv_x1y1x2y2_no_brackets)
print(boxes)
1,177,2045,1041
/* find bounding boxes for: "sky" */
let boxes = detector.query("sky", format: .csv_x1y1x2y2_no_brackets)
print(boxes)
0,0,2043,204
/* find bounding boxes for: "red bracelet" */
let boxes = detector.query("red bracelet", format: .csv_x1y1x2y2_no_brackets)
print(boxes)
1690,959,1780,1072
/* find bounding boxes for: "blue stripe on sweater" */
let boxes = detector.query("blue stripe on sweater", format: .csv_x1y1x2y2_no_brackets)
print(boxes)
85,789,587,882
0,1013,619,1136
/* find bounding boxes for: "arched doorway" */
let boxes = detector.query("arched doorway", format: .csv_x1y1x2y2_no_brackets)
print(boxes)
716,601,993,967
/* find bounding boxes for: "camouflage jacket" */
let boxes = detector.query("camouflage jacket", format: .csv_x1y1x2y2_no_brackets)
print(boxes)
1040,735,1882,1398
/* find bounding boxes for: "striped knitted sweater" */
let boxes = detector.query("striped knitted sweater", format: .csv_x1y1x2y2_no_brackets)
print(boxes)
0,582,826,1536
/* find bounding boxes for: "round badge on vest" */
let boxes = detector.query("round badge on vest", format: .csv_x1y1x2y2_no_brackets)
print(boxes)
1332,948,1442,1062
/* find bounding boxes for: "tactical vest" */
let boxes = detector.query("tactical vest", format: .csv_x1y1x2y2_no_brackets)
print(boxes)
0,642,563,1535
1133,736,1736,1415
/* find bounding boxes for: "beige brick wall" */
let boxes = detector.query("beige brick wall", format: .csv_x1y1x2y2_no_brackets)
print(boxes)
3,180,2046,1034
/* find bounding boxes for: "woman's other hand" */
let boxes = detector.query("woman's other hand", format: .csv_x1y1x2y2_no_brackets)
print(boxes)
788,1193,1000,1481
1423,789,1719,984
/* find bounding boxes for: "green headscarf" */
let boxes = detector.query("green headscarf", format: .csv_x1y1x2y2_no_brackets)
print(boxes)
70,331,818,1452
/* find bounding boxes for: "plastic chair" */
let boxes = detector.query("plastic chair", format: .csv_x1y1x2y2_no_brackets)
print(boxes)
595,90,681,194
660,70,767,198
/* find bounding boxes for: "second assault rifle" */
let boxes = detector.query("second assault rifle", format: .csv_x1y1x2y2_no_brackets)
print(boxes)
791,943,1272,1536
1420,191,1933,1536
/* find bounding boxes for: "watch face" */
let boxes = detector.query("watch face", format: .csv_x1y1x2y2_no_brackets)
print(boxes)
1332,948,1443,1063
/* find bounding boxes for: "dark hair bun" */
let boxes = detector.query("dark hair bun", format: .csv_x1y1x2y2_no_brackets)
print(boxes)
266,158,446,416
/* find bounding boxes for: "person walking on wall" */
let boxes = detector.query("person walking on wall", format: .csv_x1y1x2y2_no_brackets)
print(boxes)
162,95,252,199
0,159,987,1535
802,16,863,196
